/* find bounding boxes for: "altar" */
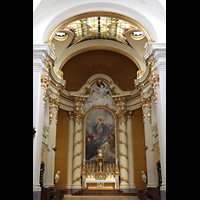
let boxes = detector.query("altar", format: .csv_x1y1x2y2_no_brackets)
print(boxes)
85,178,116,190
82,149,119,190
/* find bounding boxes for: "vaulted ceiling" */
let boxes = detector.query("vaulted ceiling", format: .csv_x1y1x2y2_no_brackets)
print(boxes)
62,49,138,91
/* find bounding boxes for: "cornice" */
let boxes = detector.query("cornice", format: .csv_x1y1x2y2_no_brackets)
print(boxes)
134,65,150,87
33,44,57,63
49,66,66,89
143,43,166,61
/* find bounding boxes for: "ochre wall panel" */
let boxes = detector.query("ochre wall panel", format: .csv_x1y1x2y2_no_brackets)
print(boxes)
54,109,70,189
131,107,147,188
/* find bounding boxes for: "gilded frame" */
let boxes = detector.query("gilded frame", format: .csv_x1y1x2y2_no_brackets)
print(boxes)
83,105,118,163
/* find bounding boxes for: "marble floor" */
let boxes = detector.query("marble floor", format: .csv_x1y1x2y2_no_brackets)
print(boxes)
63,195,138,200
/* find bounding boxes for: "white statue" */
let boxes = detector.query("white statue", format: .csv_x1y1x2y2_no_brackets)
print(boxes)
83,82,117,111
142,171,147,183
55,171,60,183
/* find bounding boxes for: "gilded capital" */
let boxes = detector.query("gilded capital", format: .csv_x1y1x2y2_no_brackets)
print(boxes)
74,97,86,124
126,110,132,119
140,96,151,123
149,68,159,107
68,111,74,119
49,97,60,124
115,97,127,124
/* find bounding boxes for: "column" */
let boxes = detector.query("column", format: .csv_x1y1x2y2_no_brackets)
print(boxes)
115,97,129,191
66,111,74,193
33,44,53,200
141,97,157,188
126,111,136,191
72,98,85,192
44,100,59,187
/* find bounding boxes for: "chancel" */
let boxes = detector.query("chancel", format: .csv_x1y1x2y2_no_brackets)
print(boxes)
33,1,166,200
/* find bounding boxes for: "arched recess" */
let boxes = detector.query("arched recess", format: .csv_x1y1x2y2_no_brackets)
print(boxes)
55,40,146,72
41,4,158,44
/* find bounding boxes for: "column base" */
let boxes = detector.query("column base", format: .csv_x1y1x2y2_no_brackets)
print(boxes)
44,184,54,188
129,183,136,189
119,182,130,192
71,184,82,194
147,183,157,188
33,186,41,200
66,184,72,194
160,189,166,200
160,186,166,200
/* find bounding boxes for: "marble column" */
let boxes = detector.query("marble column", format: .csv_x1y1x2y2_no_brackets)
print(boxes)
141,97,157,188
72,98,85,192
66,111,74,193
126,111,136,191
115,97,129,191
44,101,59,187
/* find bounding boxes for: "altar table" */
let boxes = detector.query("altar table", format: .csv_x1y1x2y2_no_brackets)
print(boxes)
85,178,116,190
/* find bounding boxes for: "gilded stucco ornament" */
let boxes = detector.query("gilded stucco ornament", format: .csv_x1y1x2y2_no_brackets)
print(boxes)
49,97,60,124
140,96,151,124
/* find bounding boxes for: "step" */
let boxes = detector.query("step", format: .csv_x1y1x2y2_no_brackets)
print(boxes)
72,189,138,196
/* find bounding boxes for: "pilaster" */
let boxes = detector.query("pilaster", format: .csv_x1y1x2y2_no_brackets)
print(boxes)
143,43,166,200
140,96,157,188
33,44,57,200
66,111,75,193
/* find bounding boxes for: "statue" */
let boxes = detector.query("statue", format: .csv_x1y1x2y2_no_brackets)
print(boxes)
55,171,60,183
83,81,117,111
142,171,147,183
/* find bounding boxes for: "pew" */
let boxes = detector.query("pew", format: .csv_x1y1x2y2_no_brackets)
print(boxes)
41,187,64,200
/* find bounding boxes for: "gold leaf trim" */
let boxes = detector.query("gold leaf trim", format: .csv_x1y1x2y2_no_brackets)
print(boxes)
74,128,82,137
73,139,83,148
119,129,127,136
119,140,127,148
120,164,129,172
119,152,128,160
121,177,129,184
72,176,81,184
72,163,82,172
73,151,82,160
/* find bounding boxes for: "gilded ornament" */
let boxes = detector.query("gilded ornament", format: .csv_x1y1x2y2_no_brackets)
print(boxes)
73,128,82,137
72,176,81,184
119,152,128,160
72,163,82,172
73,139,83,148
119,140,128,148
73,151,82,160
120,164,129,172
119,129,127,136
140,96,151,124
120,177,129,184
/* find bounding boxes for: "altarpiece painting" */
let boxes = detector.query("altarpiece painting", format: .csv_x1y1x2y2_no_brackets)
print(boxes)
85,107,116,164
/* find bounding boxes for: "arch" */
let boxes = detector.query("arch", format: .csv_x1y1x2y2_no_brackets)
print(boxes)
33,2,161,43
55,39,146,72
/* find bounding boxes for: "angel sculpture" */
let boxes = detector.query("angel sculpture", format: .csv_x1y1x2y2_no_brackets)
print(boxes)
83,82,117,111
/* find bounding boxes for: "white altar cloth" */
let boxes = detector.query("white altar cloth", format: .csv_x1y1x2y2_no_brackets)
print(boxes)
85,178,116,189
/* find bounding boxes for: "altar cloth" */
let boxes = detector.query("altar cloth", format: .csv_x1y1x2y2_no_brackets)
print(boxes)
85,178,116,189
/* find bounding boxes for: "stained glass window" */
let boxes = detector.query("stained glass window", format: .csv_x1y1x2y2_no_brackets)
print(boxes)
54,17,145,46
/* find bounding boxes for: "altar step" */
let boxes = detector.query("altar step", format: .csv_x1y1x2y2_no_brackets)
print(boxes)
72,189,138,196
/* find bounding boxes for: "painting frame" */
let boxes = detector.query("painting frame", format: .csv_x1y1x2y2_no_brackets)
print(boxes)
83,105,118,164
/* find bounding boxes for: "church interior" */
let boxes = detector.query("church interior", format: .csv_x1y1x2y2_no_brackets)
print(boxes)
33,1,166,200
